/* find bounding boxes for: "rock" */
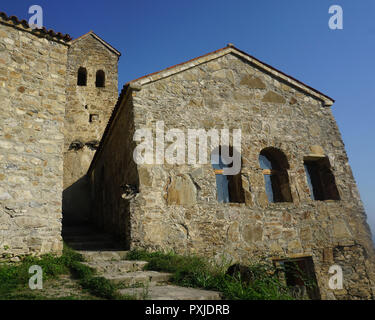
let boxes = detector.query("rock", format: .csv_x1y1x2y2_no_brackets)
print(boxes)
0,192,12,200
240,75,266,89
242,224,263,243
166,174,197,206
333,220,352,239
227,222,239,242
309,124,321,137
138,167,153,187
262,91,286,104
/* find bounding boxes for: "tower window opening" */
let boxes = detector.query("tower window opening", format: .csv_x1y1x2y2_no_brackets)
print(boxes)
77,67,87,86
96,70,105,88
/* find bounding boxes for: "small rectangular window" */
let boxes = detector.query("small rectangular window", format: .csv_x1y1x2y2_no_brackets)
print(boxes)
89,114,99,123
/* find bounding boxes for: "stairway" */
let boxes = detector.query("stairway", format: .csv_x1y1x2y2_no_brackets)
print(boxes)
63,224,221,300
62,224,123,251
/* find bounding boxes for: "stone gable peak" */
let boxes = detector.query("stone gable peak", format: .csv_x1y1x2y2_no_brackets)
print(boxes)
130,44,334,107
70,30,121,57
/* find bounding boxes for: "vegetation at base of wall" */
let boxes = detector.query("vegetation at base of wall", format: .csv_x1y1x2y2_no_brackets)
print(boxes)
126,250,295,300
0,244,132,300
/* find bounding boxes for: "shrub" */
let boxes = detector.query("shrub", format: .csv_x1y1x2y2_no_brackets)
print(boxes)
79,276,117,300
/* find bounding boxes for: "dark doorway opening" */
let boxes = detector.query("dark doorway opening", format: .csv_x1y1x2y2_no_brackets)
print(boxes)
275,257,321,300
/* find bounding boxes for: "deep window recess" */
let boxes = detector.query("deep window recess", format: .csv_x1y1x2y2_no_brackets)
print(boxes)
275,257,321,300
89,114,99,123
212,146,245,203
259,147,292,203
77,67,87,86
95,70,105,88
304,157,340,201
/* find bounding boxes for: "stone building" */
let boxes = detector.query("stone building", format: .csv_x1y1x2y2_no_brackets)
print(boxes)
87,45,375,299
0,13,120,256
0,13,70,258
63,31,120,224
0,11,375,299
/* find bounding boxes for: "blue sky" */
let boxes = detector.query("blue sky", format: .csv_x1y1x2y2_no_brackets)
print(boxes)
3,0,375,237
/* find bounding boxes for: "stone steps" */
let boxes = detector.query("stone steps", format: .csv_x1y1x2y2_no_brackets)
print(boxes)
63,225,101,236
82,260,148,273
66,224,220,300
68,241,121,251
79,250,129,261
103,271,173,287
78,249,221,300
63,234,114,243
63,223,124,251
119,285,221,300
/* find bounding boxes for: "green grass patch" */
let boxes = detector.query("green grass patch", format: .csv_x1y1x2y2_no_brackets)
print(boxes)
0,246,77,299
126,249,295,300
0,244,132,300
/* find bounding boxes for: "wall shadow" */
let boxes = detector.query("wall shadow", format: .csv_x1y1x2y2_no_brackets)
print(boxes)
62,175,91,227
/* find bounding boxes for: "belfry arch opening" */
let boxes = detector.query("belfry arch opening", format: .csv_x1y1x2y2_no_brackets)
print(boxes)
96,70,105,88
77,67,87,86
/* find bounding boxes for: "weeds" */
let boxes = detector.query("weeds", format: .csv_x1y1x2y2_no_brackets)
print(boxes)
126,249,295,300
0,244,129,300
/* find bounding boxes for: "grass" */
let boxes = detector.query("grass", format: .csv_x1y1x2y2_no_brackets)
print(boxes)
126,249,295,300
0,246,313,300
0,244,133,300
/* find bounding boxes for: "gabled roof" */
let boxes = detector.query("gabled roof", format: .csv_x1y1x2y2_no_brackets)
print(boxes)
0,11,71,43
70,31,121,56
87,44,335,175
130,43,334,106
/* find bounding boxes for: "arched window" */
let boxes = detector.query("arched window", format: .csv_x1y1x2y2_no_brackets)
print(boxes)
77,67,87,86
212,146,245,203
304,157,340,201
259,147,292,203
95,70,105,88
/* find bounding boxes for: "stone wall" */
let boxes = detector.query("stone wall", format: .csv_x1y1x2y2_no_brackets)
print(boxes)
126,52,374,299
89,90,138,248
0,22,68,260
63,34,119,224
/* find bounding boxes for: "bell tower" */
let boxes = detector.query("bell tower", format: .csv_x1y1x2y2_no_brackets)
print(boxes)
63,31,121,224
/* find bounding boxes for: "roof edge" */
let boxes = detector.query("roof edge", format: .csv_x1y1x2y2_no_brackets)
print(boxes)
87,44,336,176
0,11,71,43
130,44,334,107
70,31,121,56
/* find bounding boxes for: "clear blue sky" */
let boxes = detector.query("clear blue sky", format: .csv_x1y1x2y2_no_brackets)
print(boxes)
3,1,375,237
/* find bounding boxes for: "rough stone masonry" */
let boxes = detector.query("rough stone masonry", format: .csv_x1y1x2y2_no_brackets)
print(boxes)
0,15,69,259
88,46,375,300
0,11,375,300
0,14,119,259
